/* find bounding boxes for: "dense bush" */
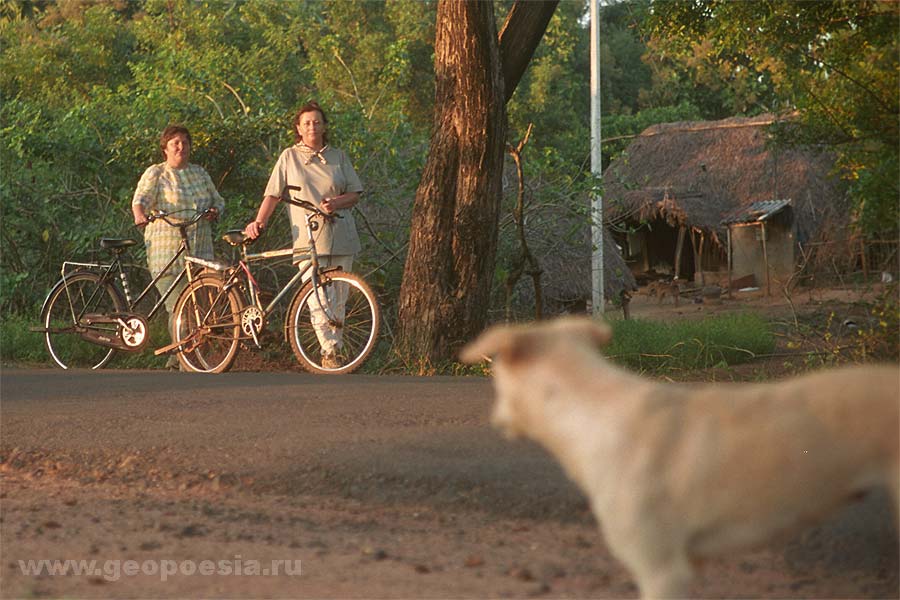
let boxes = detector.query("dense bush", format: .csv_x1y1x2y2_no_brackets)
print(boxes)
0,1,432,319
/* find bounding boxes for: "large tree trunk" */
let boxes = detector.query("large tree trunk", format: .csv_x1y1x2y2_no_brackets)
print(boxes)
397,0,557,368
396,0,506,367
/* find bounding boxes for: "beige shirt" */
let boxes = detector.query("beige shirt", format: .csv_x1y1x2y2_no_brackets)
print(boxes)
264,144,364,257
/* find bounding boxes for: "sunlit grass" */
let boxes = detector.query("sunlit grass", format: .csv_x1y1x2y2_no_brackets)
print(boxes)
604,313,775,374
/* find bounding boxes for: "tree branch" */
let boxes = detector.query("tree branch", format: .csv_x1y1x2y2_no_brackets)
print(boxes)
498,0,559,104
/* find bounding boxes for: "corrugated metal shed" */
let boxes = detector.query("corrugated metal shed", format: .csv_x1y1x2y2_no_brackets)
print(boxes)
721,199,792,225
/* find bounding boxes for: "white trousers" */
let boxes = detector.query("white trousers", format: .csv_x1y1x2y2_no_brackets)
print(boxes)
300,255,353,354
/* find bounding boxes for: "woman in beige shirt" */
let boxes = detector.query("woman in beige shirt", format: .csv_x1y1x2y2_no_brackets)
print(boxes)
245,101,364,369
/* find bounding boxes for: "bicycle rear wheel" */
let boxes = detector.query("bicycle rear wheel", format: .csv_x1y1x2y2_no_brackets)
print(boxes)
285,270,380,375
42,271,125,369
171,275,242,373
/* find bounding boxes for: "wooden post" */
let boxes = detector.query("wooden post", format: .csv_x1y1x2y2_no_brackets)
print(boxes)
760,223,771,296
688,228,699,285
641,234,650,272
698,231,706,286
727,227,733,298
859,236,869,280
674,225,686,281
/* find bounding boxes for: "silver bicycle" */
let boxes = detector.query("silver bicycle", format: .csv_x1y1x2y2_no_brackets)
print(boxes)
164,189,381,374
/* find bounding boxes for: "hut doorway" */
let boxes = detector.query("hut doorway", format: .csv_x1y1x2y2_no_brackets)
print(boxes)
618,218,696,283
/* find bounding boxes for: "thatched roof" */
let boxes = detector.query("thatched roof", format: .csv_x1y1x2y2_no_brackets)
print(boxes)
602,114,848,246
546,226,637,301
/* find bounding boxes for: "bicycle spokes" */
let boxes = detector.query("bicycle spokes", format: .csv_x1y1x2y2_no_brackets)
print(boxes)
171,276,241,373
286,272,380,375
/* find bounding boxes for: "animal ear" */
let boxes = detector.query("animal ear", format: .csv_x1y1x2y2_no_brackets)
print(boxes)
552,316,613,348
459,326,514,364
590,321,613,347
459,325,537,365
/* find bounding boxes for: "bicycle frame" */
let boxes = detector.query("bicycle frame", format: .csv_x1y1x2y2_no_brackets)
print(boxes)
238,247,321,320
170,191,381,374
184,197,334,345
40,209,217,338
58,241,193,323
223,195,336,328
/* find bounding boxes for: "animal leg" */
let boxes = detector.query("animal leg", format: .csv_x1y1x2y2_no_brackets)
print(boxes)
633,558,693,600
607,529,694,600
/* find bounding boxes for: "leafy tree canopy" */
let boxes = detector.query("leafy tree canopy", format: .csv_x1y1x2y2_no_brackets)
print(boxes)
645,0,899,237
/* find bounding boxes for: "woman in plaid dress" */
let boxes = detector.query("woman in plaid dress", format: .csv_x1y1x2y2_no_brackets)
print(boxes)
131,125,225,365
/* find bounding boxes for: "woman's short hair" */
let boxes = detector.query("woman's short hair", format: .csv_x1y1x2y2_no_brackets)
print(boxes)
159,125,192,157
292,101,328,145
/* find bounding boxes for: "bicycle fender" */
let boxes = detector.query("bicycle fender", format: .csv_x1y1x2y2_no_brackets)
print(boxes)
39,271,126,320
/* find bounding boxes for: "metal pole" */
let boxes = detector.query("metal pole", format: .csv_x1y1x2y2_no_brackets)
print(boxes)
590,0,604,315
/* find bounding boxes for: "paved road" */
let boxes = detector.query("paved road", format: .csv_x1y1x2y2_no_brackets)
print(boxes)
1,368,586,518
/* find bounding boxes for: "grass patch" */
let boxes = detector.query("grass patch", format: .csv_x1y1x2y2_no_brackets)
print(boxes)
0,313,50,364
605,313,775,374
2,311,172,369
3,309,777,375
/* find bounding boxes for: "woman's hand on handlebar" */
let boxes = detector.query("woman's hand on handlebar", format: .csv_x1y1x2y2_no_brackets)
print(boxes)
203,207,219,221
321,192,358,215
133,206,150,229
320,196,338,215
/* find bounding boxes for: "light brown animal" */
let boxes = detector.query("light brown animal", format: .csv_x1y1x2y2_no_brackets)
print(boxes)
460,317,899,599
642,280,680,306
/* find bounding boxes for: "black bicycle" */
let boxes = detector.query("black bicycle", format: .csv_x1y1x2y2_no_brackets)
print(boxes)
34,208,224,369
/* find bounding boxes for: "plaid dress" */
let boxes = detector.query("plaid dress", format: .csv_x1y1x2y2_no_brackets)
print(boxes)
132,163,225,278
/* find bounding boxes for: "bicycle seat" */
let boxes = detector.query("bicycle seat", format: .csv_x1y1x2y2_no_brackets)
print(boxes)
223,229,253,247
99,238,138,250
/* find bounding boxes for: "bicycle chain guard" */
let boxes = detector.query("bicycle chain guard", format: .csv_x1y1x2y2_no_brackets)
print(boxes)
78,313,149,352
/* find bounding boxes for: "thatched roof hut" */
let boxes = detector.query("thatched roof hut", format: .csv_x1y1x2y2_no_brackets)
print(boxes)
544,226,637,305
504,223,637,316
603,114,848,248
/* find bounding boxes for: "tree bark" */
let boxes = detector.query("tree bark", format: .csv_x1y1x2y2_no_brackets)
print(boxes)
396,0,507,367
396,0,558,367
498,0,559,103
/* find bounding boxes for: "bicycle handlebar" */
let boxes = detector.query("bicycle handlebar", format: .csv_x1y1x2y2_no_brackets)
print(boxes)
146,207,217,228
283,185,341,220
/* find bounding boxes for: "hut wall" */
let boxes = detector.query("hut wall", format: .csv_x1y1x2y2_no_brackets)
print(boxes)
693,240,728,285
731,221,795,290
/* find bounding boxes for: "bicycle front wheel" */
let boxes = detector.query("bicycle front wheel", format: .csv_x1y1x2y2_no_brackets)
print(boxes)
171,275,242,374
42,271,125,369
285,270,380,375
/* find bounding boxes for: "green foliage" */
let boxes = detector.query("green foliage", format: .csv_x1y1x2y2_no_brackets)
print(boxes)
645,0,900,239
507,1,659,171
0,311,170,368
0,313,50,365
782,284,900,369
0,0,430,323
604,313,776,374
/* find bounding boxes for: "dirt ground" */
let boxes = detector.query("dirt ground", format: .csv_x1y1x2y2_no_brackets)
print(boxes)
625,282,887,324
2,467,896,599
2,284,897,599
